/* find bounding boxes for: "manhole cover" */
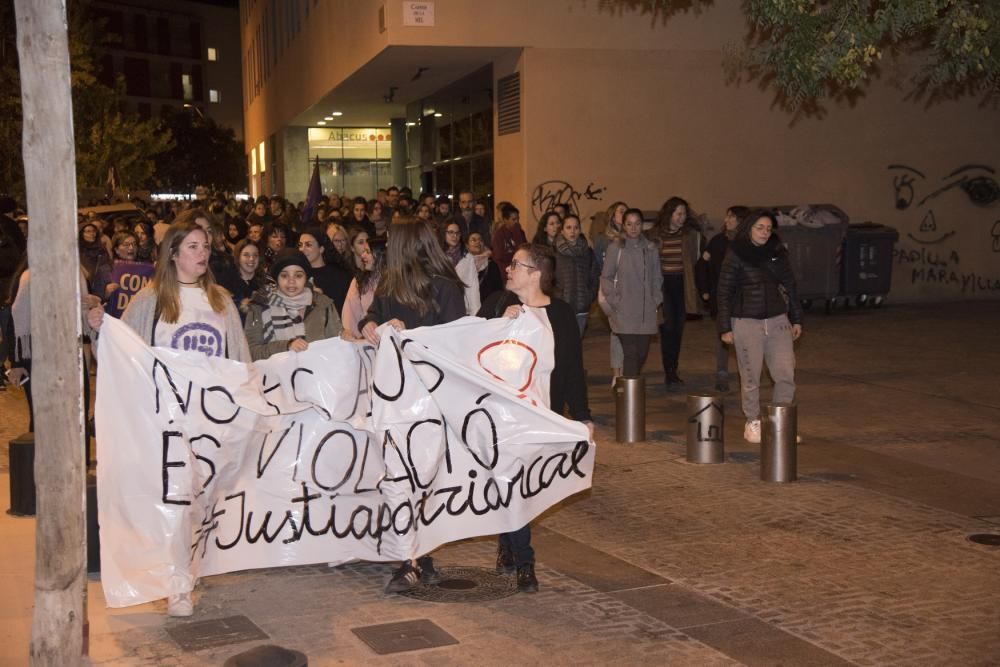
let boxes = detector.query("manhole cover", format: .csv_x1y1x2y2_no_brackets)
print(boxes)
166,615,269,651
397,566,518,603
968,533,1000,547
352,618,458,655
728,452,760,463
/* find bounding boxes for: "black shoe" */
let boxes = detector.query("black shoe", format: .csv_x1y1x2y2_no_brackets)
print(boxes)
416,555,441,585
516,563,538,593
665,371,684,387
495,543,515,574
715,380,729,393
384,561,420,593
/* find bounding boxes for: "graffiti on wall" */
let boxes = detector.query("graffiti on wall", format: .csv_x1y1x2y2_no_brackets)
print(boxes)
891,245,1000,294
888,163,999,246
531,180,605,221
887,162,1000,295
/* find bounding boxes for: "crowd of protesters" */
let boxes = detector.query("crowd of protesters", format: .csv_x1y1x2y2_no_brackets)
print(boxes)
0,185,802,614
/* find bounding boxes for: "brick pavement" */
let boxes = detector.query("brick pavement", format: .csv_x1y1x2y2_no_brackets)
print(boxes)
1,301,998,665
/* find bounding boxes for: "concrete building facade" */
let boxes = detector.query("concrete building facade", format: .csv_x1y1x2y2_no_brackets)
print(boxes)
240,1,1000,303
93,0,244,139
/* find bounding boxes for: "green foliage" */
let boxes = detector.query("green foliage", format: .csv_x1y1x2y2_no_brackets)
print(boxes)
154,108,247,193
0,0,174,201
600,0,1000,108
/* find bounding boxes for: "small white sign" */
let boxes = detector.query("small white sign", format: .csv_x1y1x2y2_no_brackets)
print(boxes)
403,1,435,27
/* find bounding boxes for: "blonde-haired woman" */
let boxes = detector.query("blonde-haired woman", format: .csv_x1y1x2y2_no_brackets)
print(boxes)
87,219,250,618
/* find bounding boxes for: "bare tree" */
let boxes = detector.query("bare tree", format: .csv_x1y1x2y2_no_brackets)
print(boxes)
14,0,87,664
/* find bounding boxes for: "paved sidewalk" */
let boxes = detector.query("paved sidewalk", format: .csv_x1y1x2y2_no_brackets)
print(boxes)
2,301,999,666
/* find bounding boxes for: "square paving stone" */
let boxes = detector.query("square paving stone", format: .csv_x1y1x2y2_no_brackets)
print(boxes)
611,583,748,629
166,615,269,651
351,619,458,655
533,526,668,592
685,617,852,667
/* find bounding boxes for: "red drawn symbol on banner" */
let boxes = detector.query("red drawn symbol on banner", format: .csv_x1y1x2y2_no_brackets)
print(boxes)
477,339,538,393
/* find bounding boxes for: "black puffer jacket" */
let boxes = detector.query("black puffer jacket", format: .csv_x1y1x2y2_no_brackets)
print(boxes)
716,233,802,334
554,235,599,314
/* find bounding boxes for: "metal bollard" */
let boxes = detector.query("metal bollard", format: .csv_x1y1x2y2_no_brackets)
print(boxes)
614,376,646,443
761,402,797,482
686,394,724,463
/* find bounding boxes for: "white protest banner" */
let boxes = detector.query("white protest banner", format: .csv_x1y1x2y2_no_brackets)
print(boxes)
96,310,593,608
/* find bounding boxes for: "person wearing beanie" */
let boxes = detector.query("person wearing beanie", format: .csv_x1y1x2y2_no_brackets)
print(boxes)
244,248,343,360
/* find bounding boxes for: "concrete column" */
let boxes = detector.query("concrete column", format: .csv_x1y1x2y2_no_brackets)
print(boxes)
390,117,406,189
282,126,310,204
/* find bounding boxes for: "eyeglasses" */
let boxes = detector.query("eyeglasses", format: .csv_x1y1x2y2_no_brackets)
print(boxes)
445,229,460,235
510,259,536,271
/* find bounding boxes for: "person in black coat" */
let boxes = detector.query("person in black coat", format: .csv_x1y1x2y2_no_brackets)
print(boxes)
716,209,803,445
696,205,747,392
478,242,594,594
358,217,466,595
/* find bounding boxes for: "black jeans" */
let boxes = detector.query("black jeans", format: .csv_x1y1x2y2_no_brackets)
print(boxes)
499,524,534,566
658,274,686,375
617,333,651,378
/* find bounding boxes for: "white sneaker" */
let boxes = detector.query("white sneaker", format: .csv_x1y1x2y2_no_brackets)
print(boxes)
167,592,194,617
744,419,761,444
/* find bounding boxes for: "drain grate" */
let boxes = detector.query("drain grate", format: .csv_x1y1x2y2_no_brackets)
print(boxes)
352,618,459,655
727,452,760,463
397,565,518,603
166,615,269,651
967,533,1000,547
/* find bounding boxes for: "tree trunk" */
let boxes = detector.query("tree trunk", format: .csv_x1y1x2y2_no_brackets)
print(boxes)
14,1,87,665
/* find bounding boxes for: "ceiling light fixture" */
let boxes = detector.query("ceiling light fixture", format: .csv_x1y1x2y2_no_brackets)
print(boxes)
331,111,343,117
317,121,327,125
324,116,333,121
433,112,443,117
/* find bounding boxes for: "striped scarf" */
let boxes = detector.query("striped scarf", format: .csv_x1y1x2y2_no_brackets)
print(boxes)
260,288,312,342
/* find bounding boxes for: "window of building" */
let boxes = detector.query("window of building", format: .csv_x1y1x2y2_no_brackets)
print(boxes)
258,141,266,173
209,89,220,103
207,47,217,61
182,74,193,101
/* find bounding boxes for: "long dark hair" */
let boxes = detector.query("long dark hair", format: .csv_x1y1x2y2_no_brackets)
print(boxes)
376,217,462,316
653,196,690,238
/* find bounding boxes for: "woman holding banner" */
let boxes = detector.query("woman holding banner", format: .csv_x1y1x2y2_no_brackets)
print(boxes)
91,231,153,317
359,217,466,593
478,243,594,593
244,248,343,360
87,219,251,617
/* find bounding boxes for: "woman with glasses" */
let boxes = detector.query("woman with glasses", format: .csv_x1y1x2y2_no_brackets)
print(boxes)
442,220,482,315
716,209,803,445
599,208,662,379
478,243,593,594
91,231,146,308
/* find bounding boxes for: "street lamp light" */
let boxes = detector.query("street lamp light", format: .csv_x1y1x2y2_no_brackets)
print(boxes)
183,103,205,120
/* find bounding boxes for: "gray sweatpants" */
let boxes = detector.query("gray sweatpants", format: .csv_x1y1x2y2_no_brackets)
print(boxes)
731,314,796,421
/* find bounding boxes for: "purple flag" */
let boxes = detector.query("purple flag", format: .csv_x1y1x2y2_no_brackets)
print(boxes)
302,157,322,226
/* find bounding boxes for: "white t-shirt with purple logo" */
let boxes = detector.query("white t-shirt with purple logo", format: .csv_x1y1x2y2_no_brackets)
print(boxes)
154,286,227,357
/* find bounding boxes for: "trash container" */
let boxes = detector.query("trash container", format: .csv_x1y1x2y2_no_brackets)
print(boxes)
772,205,849,311
840,222,899,306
